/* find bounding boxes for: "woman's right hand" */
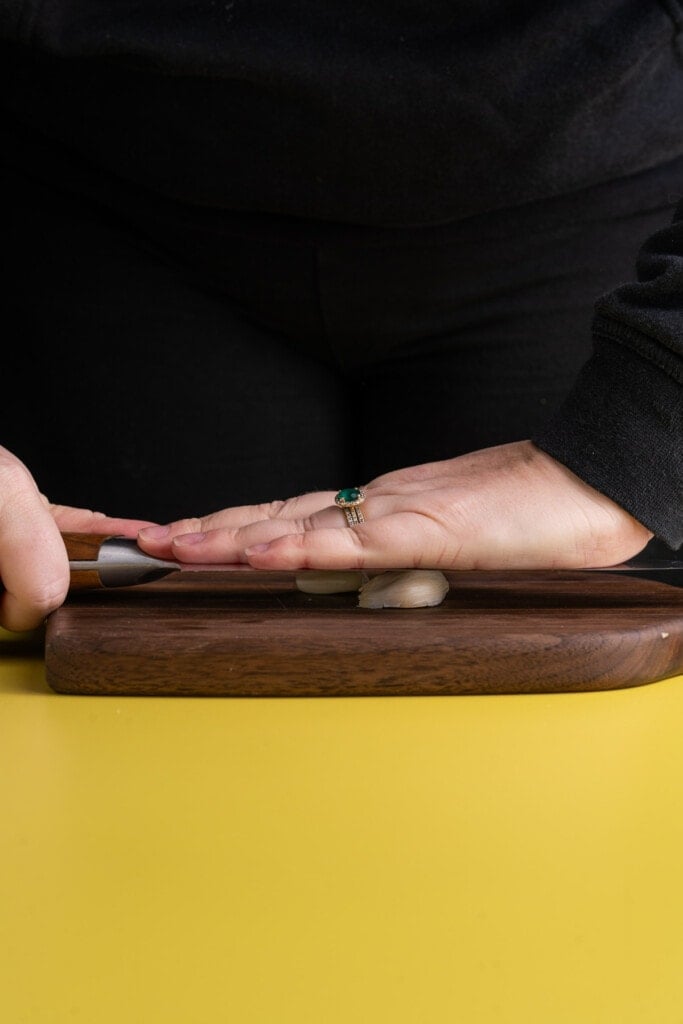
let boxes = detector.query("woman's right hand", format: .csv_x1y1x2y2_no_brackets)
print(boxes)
0,446,155,632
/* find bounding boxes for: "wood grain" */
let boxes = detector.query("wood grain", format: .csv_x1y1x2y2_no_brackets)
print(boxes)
44,570,683,696
61,532,108,591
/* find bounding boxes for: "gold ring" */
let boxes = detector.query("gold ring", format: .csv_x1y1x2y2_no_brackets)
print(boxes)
334,487,367,528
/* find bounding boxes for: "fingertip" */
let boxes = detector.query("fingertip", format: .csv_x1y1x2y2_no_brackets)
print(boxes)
138,525,171,542
1,573,69,633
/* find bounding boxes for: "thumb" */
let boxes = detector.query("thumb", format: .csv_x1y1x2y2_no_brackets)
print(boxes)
0,447,70,631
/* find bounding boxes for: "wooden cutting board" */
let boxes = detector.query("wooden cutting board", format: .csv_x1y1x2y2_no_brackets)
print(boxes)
44,570,683,696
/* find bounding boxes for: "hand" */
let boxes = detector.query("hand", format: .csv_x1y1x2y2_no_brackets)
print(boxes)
0,446,155,632
136,440,653,573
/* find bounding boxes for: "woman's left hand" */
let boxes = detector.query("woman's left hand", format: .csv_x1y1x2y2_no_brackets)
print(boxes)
136,440,653,572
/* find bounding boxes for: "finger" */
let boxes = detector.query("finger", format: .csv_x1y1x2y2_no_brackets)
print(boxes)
49,505,157,537
0,450,70,631
166,495,401,563
168,507,342,562
137,491,339,557
243,512,457,571
199,491,340,526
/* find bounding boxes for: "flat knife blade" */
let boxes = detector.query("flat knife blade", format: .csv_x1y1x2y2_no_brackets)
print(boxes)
66,535,683,590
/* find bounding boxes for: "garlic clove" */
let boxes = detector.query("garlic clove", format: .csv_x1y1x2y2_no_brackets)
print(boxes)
357,570,449,609
295,570,364,595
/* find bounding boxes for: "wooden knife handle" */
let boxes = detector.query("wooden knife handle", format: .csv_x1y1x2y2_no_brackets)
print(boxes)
0,532,112,595
62,532,112,591
61,532,111,561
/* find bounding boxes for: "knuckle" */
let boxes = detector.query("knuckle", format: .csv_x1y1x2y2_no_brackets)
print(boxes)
172,517,204,535
267,499,288,517
270,494,322,519
269,497,307,519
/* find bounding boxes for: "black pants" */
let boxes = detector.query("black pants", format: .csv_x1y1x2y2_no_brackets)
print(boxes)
3,122,682,529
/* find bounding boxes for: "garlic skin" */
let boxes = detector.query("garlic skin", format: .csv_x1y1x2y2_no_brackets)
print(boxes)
295,570,364,594
357,570,450,609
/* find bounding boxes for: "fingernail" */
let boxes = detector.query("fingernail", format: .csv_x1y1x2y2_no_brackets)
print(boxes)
244,543,271,554
138,525,170,540
173,533,206,546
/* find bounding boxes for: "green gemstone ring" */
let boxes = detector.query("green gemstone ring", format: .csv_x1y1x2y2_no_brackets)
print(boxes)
334,487,367,527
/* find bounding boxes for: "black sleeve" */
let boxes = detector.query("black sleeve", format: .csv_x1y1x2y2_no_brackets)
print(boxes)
533,200,683,550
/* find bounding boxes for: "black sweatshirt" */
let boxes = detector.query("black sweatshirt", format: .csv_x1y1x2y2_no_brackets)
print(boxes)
1,1,681,546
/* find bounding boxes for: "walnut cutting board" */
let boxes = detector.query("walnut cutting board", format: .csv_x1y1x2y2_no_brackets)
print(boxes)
44,571,683,696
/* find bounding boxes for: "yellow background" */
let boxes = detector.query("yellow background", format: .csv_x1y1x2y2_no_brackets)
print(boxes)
1,630,682,1023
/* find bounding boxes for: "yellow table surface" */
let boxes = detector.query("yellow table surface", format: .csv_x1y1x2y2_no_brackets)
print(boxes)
1,629,683,1023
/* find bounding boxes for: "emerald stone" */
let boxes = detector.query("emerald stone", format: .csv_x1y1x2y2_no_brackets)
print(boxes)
336,487,362,505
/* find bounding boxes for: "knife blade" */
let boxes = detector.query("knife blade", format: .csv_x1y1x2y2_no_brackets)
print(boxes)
63,533,683,590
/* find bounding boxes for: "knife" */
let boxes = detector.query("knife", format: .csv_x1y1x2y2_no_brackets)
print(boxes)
63,533,683,590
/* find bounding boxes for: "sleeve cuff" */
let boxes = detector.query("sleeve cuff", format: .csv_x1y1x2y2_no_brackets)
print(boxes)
532,335,682,549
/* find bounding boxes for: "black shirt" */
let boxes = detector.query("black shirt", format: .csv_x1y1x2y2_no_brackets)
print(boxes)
1,1,681,545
